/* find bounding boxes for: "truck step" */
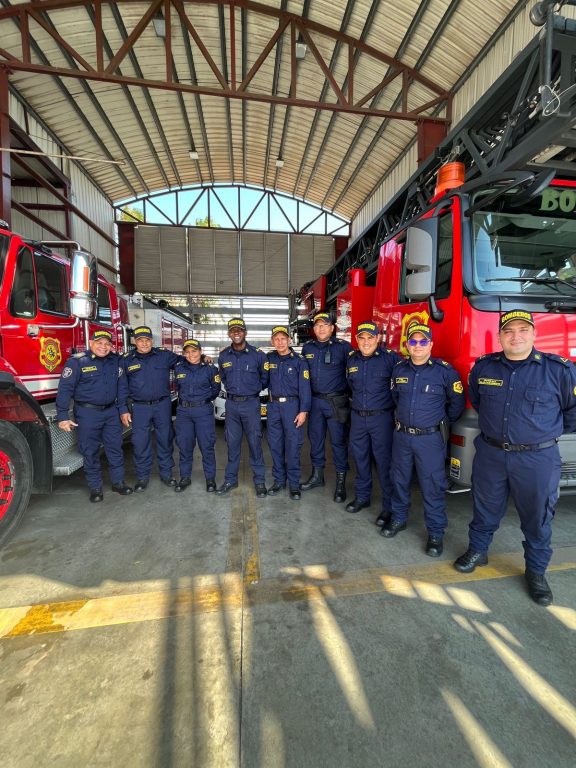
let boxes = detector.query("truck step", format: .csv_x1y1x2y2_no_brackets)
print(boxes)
53,450,85,476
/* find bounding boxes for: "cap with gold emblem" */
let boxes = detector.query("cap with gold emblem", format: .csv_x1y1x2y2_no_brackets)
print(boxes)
132,326,153,339
271,325,289,337
228,318,247,330
406,323,432,340
91,329,113,341
499,309,534,331
313,310,333,325
356,321,379,337
183,338,201,350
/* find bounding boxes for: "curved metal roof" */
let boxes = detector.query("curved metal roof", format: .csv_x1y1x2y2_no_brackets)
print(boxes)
0,0,526,220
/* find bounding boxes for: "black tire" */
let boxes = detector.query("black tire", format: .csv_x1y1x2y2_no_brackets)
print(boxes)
0,421,33,547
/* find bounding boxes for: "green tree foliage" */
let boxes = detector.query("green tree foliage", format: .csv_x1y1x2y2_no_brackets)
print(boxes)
195,216,221,228
119,205,144,222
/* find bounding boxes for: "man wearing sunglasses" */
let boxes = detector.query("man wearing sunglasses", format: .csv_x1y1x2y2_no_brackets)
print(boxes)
381,323,465,556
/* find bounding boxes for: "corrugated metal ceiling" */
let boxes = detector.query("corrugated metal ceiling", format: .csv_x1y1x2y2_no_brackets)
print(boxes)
0,0,527,220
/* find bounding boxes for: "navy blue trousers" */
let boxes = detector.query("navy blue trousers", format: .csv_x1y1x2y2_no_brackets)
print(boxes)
75,404,125,490
175,403,216,479
267,400,305,489
470,437,560,573
307,396,349,472
224,399,265,485
390,430,448,537
131,399,174,480
350,410,394,511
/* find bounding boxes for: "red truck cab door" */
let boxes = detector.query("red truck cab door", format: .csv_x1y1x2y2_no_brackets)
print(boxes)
1,239,76,401
373,200,463,363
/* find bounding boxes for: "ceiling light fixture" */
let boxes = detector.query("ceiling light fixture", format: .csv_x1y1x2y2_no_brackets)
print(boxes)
295,39,307,60
189,149,199,160
152,12,166,39
275,157,284,168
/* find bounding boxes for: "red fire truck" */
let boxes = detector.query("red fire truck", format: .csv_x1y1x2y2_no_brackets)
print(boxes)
0,221,193,544
290,19,576,491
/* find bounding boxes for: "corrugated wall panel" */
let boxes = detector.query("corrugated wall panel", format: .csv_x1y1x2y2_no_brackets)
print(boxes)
215,231,240,294
290,235,333,290
134,226,161,292
265,233,288,295
241,231,266,295
158,227,187,292
189,229,216,293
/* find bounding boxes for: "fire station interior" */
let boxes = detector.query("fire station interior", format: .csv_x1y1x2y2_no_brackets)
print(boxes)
1,3,575,767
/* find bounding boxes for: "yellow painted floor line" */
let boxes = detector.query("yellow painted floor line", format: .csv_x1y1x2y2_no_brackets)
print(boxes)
243,492,261,585
1,553,574,640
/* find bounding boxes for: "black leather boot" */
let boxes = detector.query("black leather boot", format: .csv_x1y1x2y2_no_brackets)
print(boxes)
333,472,346,503
301,467,325,491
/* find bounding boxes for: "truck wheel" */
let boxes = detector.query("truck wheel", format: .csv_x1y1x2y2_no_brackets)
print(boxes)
0,422,33,547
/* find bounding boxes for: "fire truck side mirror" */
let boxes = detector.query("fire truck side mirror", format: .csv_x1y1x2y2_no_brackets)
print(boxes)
70,249,98,320
404,218,439,300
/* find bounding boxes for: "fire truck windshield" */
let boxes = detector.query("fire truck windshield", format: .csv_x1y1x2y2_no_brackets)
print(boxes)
471,190,576,297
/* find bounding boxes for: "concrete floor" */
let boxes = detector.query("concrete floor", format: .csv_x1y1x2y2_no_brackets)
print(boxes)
0,425,575,768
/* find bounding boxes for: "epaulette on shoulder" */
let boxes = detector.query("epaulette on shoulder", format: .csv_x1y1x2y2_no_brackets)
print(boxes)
438,359,450,367
348,349,355,356
542,352,572,367
257,347,265,353
73,351,85,359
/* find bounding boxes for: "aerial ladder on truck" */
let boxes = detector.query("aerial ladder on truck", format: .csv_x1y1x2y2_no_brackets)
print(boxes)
290,1,576,490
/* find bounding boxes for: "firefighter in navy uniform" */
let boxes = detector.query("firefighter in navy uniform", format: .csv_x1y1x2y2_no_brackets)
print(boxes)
57,329,132,502
118,326,180,491
173,339,221,493
345,321,402,520
266,326,312,501
216,318,269,497
455,309,576,606
301,310,353,503
382,323,465,556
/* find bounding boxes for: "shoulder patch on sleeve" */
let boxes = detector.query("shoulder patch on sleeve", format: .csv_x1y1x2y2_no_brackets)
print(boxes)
303,369,309,379
264,361,270,370
453,381,463,394
544,352,572,367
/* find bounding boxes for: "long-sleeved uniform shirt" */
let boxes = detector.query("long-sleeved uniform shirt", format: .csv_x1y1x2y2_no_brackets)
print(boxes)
267,350,312,411
469,348,576,443
347,347,402,411
174,359,221,402
56,351,122,421
218,342,269,395
118,347,180,413
392,357,465,428
301,338,352,395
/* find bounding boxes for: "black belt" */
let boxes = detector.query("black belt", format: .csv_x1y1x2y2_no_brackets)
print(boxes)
133,396,169,405
395,421,439,435
228,394,260,402
313,391,347,400
179,398,212,408
482,434,558,452
353,408,390,417
76,401,115,410
269,395,298,403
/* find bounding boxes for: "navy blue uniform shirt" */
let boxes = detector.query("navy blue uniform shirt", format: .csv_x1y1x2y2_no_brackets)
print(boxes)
267,350,312,412
56,351,122,421
469,348,576,443
302,338,353,394
392,357,465,428
218,342,269,395
175,360,221,402
347,347,402,411
118,347,180,412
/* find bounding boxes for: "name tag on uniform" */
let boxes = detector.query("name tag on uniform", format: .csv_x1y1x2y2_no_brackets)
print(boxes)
222,361,232,368
305,354,314,359
127,364,141,372
81,366,97,372
395,377,408,384
478,378,503,386
268,363,277,369
348,366,358,373
176,373,186,379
